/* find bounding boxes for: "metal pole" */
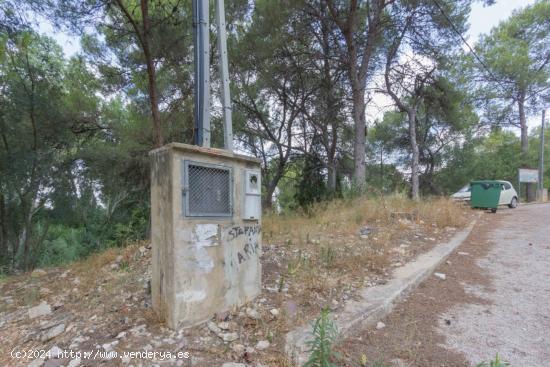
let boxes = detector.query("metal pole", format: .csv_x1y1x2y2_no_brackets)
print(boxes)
518,170,521,201
540,109,546,192
193,0,210,147
215,0,233,151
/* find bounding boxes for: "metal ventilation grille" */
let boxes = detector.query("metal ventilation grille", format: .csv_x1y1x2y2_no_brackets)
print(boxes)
183,161,232,217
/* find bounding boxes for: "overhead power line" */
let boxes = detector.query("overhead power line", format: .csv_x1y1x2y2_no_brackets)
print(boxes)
432,0,549,104
431,0,507,90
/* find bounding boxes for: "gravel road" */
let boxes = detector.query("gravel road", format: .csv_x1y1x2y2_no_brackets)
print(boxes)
340,203,550,366
441,203,550,366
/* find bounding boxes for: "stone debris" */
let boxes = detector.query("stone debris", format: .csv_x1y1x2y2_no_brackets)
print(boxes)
67,357,81,367
40,323,65,342
31,269,47,277
359,226,378,239
391,358,412,367
215,311,229,321
102,340,119,352
434,272,447,280
207,321,222,334
28,302,52,319
376,321,386,330
220,332,239,342
218,321,230,330
116,331,127,339
245,308,260,320
255,340,270,350
48,345,63,358
231,343,245,354
27,358,45,367
0,196,468,367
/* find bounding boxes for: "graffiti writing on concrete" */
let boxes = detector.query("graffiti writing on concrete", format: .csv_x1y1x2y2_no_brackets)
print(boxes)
226,225,261,266
237,238,260,264
226,225,261,241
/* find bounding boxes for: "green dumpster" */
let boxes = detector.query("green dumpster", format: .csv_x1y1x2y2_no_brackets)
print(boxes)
470,180,502,213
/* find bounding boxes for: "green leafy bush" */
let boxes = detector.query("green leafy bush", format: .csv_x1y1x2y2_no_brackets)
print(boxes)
477,354,510,367
35,225,88,267
110,206,148,247
304,308,340,367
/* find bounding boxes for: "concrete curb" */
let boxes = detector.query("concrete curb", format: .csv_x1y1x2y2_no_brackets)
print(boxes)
284,221,477,365
517,201,549,206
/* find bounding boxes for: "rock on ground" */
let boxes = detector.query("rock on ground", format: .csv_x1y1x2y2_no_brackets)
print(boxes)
28,302,52,319
40,323,65,342
255,340,270,350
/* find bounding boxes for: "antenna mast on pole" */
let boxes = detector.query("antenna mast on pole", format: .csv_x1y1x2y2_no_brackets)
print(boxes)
192,0,210,147
540,109,546,192
192,0,233,151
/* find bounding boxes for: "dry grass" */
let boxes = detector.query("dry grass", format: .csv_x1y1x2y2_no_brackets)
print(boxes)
0,195,472,367
263,194,468,245
261,194,472,329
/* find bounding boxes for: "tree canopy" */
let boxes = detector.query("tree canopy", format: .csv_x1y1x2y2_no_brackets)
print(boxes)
0,0,549,271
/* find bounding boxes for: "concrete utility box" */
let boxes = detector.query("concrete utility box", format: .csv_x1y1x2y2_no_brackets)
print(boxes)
150,143,262,329
538,188,548,202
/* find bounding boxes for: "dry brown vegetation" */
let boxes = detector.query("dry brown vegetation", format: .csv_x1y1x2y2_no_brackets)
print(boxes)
260,195,471,332
0,196,472,367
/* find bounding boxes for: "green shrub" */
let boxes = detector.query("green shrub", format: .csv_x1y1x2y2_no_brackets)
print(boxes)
110,206,148,246
35,225,87,267
320,246,336,268
476,354,510,367
304,308,340,367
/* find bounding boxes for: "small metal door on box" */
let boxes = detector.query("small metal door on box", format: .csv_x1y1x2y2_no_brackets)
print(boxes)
182,160,233,217
243,170,261,220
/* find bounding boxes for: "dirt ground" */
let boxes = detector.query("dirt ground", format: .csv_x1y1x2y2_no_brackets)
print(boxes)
0,198,471,367
338,204,550,367
338,213,494,367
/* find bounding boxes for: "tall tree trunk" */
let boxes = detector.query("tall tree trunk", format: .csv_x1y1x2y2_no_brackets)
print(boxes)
409,110,420,201
115,0,163,147
263,183,276,210
21,206,33,270
0,193,7,262
352,85,367,190
327,161,337,193
262,160,286,210
519,93,536,201
327,0,386,192
320,8,339,194
15,196,33,270
519,94,529,158
344,32,367,190
140,0,163,148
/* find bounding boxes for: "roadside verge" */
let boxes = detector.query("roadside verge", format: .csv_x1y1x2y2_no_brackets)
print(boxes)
284,219,477,365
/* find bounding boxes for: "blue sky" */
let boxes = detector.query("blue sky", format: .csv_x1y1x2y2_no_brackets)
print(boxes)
466,0,539,129
38,0,536,59
35,0,542,131
468,0,536,40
